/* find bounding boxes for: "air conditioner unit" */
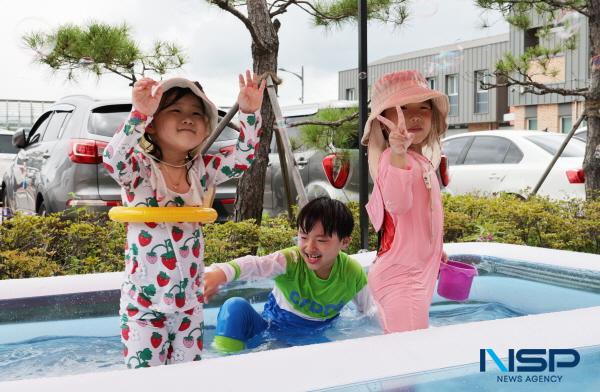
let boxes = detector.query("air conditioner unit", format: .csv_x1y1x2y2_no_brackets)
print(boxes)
503,113,516,122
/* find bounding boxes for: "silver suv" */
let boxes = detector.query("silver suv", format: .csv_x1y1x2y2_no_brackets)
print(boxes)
1,95,238,220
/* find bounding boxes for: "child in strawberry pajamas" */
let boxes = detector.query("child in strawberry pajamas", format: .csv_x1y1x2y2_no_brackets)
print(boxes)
103,71,266,368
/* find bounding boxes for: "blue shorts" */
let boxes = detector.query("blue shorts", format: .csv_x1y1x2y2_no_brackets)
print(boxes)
216,293,336,345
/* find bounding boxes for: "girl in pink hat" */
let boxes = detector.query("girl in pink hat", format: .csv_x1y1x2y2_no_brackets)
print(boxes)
103,71,266,367
362,70,448,333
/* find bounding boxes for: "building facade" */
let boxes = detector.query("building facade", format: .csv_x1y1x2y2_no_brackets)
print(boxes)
339,12,589,135
339,34,510,135
507,11,588,133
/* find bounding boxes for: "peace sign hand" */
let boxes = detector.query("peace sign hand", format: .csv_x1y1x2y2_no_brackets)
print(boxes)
237,70,267,114
377,111,415,156
132,78,163,117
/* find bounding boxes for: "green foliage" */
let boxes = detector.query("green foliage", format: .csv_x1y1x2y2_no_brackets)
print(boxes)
299,106,359,152
346,202,378,254
257,215,297,255
1,195,598,279
443,193,599,253
0,250,61,279
312,0,409,28
23,21,185,83
476,0,587,91
203,219,261,265
0,210,124,278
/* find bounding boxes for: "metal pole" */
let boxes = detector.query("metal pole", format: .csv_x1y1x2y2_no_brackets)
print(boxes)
265,75,309,207
273,127,296,221
201,103,240,155
530,113,587,196
358,0,369,250
278,67,304,104
301,66,304,104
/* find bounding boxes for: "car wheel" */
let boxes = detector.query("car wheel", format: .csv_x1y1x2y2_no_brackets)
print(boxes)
37,200,48,216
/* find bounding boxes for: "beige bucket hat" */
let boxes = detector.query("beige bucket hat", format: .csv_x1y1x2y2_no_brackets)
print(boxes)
158,77,219,133
361,70,449,180
140,77,220,158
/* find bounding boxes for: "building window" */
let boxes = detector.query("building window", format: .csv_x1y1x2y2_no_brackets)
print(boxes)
426,77,437,90
446,74,458,116
524,27,540,50
560,116,573,133
526,117,538,130
345,88,356,100
474,70,489,114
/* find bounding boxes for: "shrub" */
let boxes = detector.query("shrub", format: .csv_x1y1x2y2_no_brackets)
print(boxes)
0,195,598,279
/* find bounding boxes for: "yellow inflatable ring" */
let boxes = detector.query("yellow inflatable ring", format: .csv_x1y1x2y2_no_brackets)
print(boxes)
108,207,218,223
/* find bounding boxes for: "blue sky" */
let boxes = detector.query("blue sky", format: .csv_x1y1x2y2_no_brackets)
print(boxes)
1,0,508,106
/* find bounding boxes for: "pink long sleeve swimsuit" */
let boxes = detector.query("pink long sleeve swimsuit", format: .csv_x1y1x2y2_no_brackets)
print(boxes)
103,109,262,367
366,148,444,333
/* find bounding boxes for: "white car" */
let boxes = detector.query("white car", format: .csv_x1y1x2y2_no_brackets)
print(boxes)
574,127,587,142
442,130,586,200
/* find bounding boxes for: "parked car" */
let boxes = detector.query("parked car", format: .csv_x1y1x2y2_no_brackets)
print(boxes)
0,128,19,214
0,128,18,183
1,95,240,220
574,127,587,142
441,130,586,200
262,102,366,216
262,101,455,216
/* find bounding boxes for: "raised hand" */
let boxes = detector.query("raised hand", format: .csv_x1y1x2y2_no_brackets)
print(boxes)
237,70,266,114
377,110,415,156
132,77,163,116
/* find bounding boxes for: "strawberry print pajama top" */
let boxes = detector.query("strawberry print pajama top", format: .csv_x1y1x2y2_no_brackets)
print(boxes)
103,109,262,314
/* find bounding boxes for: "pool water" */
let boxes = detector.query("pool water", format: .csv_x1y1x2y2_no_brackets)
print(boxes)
1,257,599,383
0,300,523,382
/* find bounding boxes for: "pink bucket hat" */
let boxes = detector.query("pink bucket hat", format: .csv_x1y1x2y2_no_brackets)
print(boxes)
361,70,449,179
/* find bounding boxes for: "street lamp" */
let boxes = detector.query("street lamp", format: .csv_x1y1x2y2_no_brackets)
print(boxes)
278,66,304,104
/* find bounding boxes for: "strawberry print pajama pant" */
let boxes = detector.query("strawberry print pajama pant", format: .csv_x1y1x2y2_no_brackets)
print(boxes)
120,301,204,368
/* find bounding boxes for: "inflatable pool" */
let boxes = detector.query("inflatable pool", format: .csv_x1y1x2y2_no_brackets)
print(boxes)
1,243,599,390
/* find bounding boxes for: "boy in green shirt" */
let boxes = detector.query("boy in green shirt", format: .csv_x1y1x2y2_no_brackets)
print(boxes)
204,197,372,352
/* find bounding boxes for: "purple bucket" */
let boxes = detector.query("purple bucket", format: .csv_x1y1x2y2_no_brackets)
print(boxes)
437,260,478,301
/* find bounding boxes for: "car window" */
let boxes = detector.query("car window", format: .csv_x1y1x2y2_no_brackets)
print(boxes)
42,111,71,142
0,134,18,154
503,142,524,163
27,112,52,145
442,137,471,165
463,136,511,164
525,135,585,157
88,104,132,137
57,112,73,139
574,130,587,142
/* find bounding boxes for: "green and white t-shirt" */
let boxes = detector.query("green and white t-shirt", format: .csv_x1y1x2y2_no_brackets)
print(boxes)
213,246,371,321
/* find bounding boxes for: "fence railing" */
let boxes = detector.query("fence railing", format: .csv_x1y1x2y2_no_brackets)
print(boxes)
0,99,54,130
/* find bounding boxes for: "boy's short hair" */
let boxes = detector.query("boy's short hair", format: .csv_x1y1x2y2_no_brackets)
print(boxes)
296,197,353,239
